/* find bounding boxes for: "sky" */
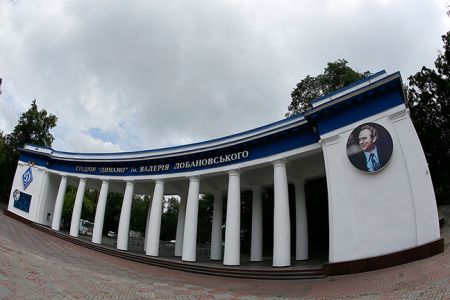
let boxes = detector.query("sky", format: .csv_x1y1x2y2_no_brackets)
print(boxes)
0,0,449,153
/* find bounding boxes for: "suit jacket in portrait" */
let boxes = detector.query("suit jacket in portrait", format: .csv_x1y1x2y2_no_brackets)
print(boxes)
348,144,392,172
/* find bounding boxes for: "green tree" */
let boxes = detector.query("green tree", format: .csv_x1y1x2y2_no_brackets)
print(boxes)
103,192,123,234
0,100,58,203
7,99,58,149
0,131,16,201
60,186,96,231
286,59,370,116
61,186,76,230
81,189,97,222
407,31,450,204
130,195,150,233
197,194,214,244
160,197,179,241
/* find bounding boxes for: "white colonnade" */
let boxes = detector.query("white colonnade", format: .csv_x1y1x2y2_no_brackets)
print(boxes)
49,158,309,267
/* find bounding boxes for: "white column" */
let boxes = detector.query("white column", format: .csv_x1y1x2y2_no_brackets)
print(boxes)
36,171,50,224
143,197,153,252
273,160,291,267
224,170,241,266
70,178,87,237
182,176,201,262
294,179,308,260
210,191,223,260
250,186,263,262
92,180,109,244
51,175,68,231
145,180,164,256
174,193,187,257
117,181,135,251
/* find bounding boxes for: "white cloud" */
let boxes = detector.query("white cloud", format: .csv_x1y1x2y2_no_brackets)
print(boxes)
0,0,448,152
53,127,123,153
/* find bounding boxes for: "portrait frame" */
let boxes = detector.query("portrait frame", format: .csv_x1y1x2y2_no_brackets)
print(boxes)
346,122,393,173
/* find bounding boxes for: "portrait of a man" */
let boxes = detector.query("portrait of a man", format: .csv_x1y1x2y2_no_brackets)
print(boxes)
346,123,393,173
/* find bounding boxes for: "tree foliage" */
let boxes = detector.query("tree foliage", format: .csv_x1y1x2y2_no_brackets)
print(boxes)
0,100,57,203
197,194,214,244
286,59,370,116
103,192,123,234
407,31,450,203
60,186,96,231
0,131,16,202
130,196,150,233
7,99,58,150
160,197,179,241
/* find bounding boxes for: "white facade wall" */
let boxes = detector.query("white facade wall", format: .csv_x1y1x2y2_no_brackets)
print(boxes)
322,105,439,263
8,163,48,223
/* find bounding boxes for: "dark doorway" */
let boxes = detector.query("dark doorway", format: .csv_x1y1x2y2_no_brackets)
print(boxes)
260,186,297,257
262,187,274,256
305,177,329,261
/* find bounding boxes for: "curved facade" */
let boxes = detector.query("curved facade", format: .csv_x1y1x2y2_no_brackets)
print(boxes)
7,71,441,270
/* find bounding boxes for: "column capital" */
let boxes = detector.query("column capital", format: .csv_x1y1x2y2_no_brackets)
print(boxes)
154,179,164,185
251,185,262,193
125,180,135,185
291,178,306,186
228,169,241,176
389,108,408,122
188,175,200,182
272,159,287,167
319,134,340,147
213,190,223,197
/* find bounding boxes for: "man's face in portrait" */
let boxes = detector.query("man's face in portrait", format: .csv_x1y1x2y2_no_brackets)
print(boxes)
358,128,376,152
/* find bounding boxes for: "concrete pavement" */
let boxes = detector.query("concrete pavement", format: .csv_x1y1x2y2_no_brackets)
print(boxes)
0,206,449,299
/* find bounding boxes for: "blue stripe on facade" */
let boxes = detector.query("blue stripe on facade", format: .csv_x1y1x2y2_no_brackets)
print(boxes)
19,125,319,176
306,82,404,135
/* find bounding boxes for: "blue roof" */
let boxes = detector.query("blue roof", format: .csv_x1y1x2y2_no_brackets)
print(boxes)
23,112,306,157
310,70,387,104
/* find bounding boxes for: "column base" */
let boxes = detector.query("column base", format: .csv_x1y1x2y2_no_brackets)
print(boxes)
295,258,309,261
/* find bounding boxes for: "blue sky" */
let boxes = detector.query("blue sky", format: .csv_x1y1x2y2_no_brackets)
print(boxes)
0,0,449,153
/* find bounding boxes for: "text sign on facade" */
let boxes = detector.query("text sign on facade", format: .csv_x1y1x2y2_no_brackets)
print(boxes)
73,150,250,176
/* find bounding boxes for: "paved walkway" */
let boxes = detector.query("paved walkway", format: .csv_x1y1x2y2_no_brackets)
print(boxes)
0,207,449,299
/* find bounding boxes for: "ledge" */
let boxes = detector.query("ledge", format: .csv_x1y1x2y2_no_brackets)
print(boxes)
324,238,444,276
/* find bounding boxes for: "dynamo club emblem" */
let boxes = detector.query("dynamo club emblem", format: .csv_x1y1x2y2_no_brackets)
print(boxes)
22,167,33,190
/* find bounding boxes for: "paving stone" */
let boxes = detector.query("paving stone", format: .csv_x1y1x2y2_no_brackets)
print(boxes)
1,208,449,299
